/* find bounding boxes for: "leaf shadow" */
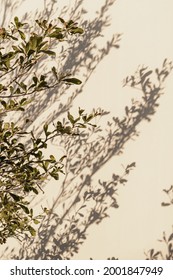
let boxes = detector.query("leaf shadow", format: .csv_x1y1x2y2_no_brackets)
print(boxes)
6,59,173,260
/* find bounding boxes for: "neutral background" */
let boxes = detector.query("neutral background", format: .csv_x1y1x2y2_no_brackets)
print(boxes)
1,0,173,259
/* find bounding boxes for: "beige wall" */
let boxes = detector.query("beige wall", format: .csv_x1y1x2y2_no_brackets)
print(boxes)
1,0,173,259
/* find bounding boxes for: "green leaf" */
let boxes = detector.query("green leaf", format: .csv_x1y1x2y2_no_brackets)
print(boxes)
14,17,19,28
18,204,30,214
50,155,56,162
58,17,65,24
32,188,39,195
37,81,49,89
43,207,50,214
17,143,25,150
20,82,27,91
40,50,56,56
82,115,87,122
33,219,40,225
79,108,85,115
48,32,64,39
50,172,59,180
4,194,8,205
18,30,26,41
59,155,67,162
76,123,86,128
4,58,10,69
66,20,75,27
68,111,75,124
32,76,38,85
28,225,36,236
43,123,48,133
62,78,82,85
19,55,24,64
29,35,41,50
3,131,11,138
1,100,7,108
20,98,27,105
42,161,49,171
27,49,35,58
9,193,21,202
40,75,46,81
38,40,48,51
70,27,84,34
12,45,21,52
35,19,42,28
86,114,94,122
9,35,18,41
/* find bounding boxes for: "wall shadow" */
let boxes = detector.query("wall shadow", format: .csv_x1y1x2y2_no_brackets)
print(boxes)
0,0,173,259
145,186,173,260
5,60,172,259
0,0,24,26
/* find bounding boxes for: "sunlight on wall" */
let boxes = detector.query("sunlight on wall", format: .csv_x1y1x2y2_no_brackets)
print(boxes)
1,0,173,260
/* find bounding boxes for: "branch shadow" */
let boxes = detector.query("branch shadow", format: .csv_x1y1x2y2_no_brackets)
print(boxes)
6,59,172,260
145,186,173,260
0,0,23,27
13,0,120,134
